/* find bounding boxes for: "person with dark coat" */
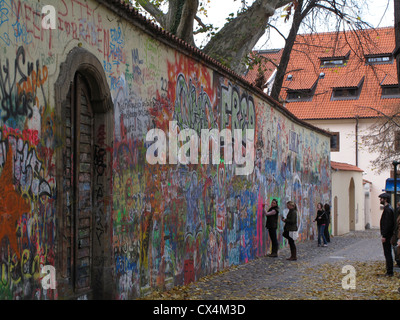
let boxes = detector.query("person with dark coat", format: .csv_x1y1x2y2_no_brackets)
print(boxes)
263,199,279,257
391,209,400,267
314,203,328,247
379,193,395,277
324,203,331,243
282,201,298,261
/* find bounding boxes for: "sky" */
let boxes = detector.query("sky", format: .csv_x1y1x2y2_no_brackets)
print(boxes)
194,0,395,50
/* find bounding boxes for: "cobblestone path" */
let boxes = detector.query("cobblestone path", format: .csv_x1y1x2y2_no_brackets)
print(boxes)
148,229,400,300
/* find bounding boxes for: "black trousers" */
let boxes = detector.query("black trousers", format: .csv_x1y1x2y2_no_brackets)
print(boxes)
282,230,296,251
324,222,330,242
382,238,393,275
268,228,278,253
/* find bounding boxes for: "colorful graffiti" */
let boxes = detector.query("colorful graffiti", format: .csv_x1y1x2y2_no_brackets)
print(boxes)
0,145,30,260
0,125,55,299
111,47,331,299
0,0,331,300
0,46,48,127
0,0,56,298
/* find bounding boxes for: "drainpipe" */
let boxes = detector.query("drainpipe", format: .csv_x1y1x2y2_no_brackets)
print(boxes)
355,116,359,167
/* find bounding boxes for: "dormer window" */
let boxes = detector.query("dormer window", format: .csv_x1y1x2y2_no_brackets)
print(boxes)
381,85,400,98
380,75,400,98
321,59,345,67
320,51,350,68
366,54,392,65
287,90,314,101
331,77,364,100
332,87,358,98
285,74,318,102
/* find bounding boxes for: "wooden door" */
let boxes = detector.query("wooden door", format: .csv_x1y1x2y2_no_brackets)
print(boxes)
73,74,94,293
64,73,94,296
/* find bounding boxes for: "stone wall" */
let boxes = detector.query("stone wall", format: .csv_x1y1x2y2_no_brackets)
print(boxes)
0,0,331,299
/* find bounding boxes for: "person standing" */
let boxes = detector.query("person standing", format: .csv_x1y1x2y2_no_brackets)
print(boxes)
391,202,400,267
263,199,279,257
282,201,298,261
314,203,328,247
379,193,395,277
324,203,331,243
392,209,400,268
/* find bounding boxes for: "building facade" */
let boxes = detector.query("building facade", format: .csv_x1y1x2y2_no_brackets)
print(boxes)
246,27,400,230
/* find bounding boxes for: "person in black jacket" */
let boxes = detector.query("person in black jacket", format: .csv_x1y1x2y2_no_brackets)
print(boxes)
282,201,298,261
323,203,331,243
379,193,395,277
314,203,328,247
392,201,400,267
263,199,279,257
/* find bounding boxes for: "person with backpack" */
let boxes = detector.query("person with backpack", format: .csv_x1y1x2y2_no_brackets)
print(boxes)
314,202,328,247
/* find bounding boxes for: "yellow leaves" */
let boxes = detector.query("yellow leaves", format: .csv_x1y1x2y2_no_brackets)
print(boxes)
292,261,400,300
141,260,399,300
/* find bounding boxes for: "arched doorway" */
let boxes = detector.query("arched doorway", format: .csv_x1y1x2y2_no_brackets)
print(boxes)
55,47,113,299
349,178,355,231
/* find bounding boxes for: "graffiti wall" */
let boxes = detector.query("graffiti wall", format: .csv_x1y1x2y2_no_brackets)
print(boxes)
0,0,331,299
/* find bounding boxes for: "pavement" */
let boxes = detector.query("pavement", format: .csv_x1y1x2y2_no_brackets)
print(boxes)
182,229,400,300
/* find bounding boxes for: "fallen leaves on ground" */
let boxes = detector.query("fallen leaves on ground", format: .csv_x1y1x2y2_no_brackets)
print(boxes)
142,260,400,300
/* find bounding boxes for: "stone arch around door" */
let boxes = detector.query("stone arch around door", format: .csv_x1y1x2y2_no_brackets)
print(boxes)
55,47,113,300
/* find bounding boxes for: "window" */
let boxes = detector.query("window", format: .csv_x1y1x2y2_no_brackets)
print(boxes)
366,55,392,65
320,52,350,68
381,85,400,98
321,59,346,67
332,88,358,98
331,78,364,101
286,79,317,102
287,90,313,101
330,132,340,152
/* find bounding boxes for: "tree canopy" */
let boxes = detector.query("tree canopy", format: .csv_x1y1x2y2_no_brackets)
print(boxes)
130,0,374,77
131,0,295,73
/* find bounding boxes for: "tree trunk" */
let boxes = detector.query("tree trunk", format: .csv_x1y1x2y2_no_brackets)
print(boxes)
270,0,309,101
202,0,292,74
175,0,199,46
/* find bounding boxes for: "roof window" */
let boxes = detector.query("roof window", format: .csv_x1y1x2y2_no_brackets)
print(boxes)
331,77,364,101
321,59,346,67
381,85,400,98
320,52,349,68
366,54,392,65
287,90,314,101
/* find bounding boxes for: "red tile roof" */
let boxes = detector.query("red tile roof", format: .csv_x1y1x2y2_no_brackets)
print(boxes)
331,161,364,172
244,49,283,85
246,27,399,120
381,73,398,86
286,73,318,90
333,74,364,88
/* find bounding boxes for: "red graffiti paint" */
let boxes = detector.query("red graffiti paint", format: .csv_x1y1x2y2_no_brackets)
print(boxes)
184,259,194,285
2,125,39,146
0,147,31,260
